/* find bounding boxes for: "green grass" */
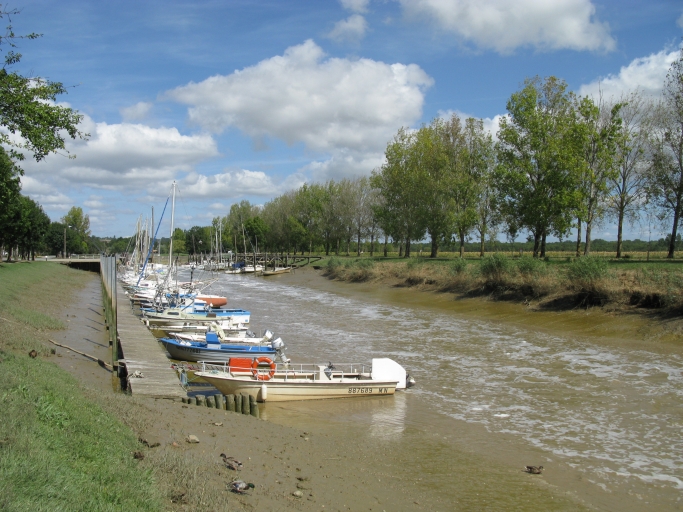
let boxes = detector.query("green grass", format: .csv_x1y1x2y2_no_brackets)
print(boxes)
0,262,164,511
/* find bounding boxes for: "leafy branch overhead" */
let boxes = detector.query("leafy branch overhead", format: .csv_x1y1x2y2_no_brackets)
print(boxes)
0,6,87,168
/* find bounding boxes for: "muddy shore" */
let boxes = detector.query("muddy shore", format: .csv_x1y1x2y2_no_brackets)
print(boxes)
52,274,475,510
52,266,683,511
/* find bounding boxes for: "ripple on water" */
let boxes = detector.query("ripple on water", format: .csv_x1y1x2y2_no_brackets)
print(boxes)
196,271,683,498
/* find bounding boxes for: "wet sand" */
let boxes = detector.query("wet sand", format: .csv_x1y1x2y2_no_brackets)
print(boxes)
50,268,683,511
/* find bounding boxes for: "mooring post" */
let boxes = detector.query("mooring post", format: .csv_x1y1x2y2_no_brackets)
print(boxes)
249,395,259,418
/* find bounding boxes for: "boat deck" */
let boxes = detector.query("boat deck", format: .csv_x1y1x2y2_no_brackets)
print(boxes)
116,283,186,398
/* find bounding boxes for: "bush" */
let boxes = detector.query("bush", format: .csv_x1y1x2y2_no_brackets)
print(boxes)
406,257,423,270
326,257,342,270
516,256,547,276
480,253,512,279
449,258,468,275
354,258,374,269
567,256,608,283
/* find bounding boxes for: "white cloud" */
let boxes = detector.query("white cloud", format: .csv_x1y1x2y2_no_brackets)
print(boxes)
398,0,615,53
120,101,153,121
19,175,73,211
328,14,368,43
165,40,432,180
84,196,105,209
178,169,279,199
341,0,369,13
22,114,218,193
678,12,683,29
305,152,385,182
578,48,678,100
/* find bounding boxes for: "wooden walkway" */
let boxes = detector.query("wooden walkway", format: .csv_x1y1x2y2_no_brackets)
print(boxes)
116,283,186,398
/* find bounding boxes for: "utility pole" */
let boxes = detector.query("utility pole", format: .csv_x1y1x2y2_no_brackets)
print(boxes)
63,225,72,258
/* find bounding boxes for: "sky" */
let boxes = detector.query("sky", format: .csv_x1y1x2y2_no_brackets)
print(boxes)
8,0,683,241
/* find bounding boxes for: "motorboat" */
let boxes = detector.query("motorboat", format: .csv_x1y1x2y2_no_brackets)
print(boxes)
160,331,288,364
141,306,250,326
195,357,413,402
261,267,292,276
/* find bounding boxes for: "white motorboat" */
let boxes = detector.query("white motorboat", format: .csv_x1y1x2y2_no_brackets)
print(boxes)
195,358,413,402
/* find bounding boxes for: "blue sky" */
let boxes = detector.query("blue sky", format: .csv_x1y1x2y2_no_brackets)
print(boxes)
9,0,683,240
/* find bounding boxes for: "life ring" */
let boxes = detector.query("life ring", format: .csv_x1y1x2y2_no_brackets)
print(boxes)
251,357,276,381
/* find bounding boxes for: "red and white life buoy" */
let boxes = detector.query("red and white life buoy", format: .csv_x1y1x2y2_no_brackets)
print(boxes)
251,357,276,381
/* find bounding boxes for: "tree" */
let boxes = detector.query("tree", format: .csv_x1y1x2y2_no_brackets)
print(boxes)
0,7,86,193
185,226,211,255
452,117,491,258
574,95,623,256
171,227,186,253
496,76,584,257
606,91,650,258
647,48,683,258
292,183,325,255
349,177,377,256
243,216,268,251
62,206,90,238
0,147,20,255
415,119,454,258
470,122,497,257
371,128,427,258
44,222,82,256
16,196,50,259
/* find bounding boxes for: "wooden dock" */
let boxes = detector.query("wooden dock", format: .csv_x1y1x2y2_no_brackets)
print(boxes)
115,283,186,398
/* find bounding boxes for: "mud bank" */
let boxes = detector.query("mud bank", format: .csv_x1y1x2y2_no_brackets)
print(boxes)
54,272,590,511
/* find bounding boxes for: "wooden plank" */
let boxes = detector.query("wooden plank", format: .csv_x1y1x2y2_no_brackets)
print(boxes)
115,283,186,398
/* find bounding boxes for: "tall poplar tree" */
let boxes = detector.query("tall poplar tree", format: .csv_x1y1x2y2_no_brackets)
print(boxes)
647,48,683,259
496,76,584,257
371,128,426,257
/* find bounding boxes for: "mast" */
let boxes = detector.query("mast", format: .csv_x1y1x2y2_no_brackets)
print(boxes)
169,181,176,268
150,206,154,263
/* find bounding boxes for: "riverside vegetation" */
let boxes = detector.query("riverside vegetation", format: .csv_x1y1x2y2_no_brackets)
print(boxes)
323,254,683,312
0,262,165,510
0,263,258,510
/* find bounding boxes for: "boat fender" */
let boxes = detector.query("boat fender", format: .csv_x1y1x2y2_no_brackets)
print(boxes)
260,383,267,401
252,357,276,381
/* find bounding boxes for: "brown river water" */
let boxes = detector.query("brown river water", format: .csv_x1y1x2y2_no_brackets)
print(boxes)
171,267,683,511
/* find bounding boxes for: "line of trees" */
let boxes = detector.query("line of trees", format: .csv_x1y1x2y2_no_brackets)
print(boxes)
177,48,683,260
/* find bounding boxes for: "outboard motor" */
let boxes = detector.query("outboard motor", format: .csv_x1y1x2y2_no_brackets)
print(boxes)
270,337,290,364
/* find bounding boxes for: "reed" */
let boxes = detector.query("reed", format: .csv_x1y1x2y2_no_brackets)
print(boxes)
322,255,683,310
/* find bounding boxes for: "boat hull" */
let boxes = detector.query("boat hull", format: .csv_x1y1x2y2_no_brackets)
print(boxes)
196,372,397,402
161,339,275,363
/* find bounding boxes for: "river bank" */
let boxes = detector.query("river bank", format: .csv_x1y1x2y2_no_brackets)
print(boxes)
62,269,587,510
320,257,683,341
5,262,681,510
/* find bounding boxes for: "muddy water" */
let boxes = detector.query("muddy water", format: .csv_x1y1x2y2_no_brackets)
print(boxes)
186,268,683,511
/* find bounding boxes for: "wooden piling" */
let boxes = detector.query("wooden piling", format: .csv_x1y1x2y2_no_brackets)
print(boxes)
206,395,214,408
215,394,225,410
234,393,242,413
226,394,235,412
241,393,250,415
249,395,259,418
196,395,206,407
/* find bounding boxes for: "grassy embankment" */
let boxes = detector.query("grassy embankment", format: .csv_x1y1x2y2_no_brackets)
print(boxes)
320,253,683,311
0,262,164,511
